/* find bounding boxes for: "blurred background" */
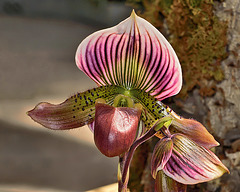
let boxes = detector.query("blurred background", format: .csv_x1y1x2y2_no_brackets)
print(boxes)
0,0,132,191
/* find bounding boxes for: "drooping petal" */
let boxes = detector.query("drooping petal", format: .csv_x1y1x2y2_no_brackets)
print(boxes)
75,10,182,100
170,113,219,148
163,134,229,185
94,103,142,157
155,171,187,192
151,137,173,179
27,85,122,130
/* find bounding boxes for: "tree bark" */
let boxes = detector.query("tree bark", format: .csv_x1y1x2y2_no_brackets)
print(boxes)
127,0,240,191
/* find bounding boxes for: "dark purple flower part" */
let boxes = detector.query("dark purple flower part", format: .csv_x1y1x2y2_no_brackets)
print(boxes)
94,102,142,157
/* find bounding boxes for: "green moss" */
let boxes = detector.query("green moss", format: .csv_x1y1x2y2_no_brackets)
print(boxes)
128,0,228,97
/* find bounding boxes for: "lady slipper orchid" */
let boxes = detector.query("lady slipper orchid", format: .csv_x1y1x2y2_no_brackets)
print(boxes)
28,10,229,192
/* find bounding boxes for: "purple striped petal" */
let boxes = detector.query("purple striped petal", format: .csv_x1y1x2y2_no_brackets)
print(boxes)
76,10,182,100
163,134,229,185
151,137,173,179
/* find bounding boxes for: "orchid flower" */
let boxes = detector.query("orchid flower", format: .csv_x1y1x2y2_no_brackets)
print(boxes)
28,10,229,192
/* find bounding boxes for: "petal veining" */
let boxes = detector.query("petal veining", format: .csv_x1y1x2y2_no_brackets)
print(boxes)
163,134,229,185
76,10,182,100
27,85,122,130
151,137,173,179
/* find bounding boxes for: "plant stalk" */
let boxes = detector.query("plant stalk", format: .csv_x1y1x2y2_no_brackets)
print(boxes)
118,128,156,191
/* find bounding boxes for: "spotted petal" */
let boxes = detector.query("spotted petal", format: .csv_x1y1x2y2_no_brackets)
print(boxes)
76,10,182,100
163,134,229,185
27,85,122,130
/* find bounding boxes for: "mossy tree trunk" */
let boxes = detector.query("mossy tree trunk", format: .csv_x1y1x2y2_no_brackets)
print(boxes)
127,0,240,191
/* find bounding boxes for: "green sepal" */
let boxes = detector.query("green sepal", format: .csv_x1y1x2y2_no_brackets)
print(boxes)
153,116,173,132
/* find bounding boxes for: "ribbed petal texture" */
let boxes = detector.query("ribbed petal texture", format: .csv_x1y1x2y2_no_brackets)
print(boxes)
163,134,229,184
76,10,182,100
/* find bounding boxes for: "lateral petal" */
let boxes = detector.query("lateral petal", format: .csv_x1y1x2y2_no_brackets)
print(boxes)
76,10,182,100
27,85,121,130
151,137,173,179
163,134,229,185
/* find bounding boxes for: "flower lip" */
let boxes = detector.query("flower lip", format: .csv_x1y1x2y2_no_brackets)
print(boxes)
94,103,142,157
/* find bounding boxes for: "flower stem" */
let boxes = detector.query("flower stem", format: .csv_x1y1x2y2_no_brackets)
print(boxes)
118,127,157,191
118,154,128,192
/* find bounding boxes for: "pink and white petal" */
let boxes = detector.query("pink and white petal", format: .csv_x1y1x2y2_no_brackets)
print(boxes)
75,10,182,100
163,134,229,185
151,137,173,179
